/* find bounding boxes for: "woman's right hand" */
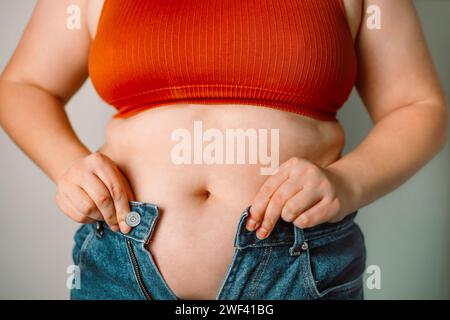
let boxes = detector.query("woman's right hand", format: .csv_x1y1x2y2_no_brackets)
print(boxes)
55,152,135,234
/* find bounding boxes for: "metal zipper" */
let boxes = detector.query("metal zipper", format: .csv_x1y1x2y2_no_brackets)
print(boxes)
126,239,153,300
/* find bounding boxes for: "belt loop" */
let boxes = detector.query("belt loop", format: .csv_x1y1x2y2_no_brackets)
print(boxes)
234,206,251,249
289,226,306,256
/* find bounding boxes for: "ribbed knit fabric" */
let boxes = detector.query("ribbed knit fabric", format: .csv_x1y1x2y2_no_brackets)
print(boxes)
89,0,357,121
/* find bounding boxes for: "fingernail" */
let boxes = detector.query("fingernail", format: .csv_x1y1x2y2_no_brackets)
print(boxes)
119,221,131,234
246,219,257,231
110,225,119,232
257,227,268,240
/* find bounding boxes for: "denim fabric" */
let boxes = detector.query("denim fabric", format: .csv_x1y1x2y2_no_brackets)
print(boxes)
71,201,366,300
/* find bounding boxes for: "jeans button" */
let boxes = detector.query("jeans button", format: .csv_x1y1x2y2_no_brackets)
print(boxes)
125,211,141,227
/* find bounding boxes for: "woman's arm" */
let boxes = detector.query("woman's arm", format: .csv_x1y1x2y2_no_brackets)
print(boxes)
247,0,448,239
0,0,91,182
0,0,134,233
326,0,448,214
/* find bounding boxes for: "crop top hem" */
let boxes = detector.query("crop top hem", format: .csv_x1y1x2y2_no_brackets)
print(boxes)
110,84,340,121
113,100,338,122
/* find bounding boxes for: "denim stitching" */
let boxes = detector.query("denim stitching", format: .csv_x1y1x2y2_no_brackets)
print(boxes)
302,246,365,299
142,209,158,244
300,251,313,298
319,273,364,298
247,248,266,298
250,246,272,299
255,246,272,297
303,248,322,299
247,247,266,298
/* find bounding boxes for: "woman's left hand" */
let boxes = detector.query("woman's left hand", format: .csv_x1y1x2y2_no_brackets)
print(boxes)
247,157,355,240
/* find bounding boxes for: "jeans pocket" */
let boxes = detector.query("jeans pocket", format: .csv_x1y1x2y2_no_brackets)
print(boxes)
301,223,366,300
72,223,95,266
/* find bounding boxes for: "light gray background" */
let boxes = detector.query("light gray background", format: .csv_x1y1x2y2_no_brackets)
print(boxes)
0,1,448,300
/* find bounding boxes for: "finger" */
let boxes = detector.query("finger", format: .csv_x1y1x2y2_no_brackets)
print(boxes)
70,210,96,224
280,188,322,223
80,173,118,232
117,167,135,201
56,192,95,224
248,168,290,231
256,179,303,239
293,198,338,228
62,184,103,221
93,164,133,233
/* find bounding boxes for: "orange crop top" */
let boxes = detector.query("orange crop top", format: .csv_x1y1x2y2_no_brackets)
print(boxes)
89,0,357,121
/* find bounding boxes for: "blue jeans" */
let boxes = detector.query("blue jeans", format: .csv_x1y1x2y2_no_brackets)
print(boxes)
71,201,366,300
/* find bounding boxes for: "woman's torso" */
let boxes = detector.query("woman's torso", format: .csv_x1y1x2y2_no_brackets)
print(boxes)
89,0,361,299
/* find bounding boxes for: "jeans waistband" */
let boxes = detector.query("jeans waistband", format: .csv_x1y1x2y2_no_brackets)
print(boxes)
235,206,358,256
120,201,358,257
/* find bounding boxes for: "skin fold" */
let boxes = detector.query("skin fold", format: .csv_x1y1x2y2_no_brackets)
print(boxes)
0,0,447,299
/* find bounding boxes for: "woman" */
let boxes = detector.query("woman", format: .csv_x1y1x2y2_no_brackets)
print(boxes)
0,0,447,300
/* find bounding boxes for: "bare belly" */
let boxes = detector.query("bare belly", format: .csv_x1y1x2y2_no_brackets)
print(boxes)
97,103,345,299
